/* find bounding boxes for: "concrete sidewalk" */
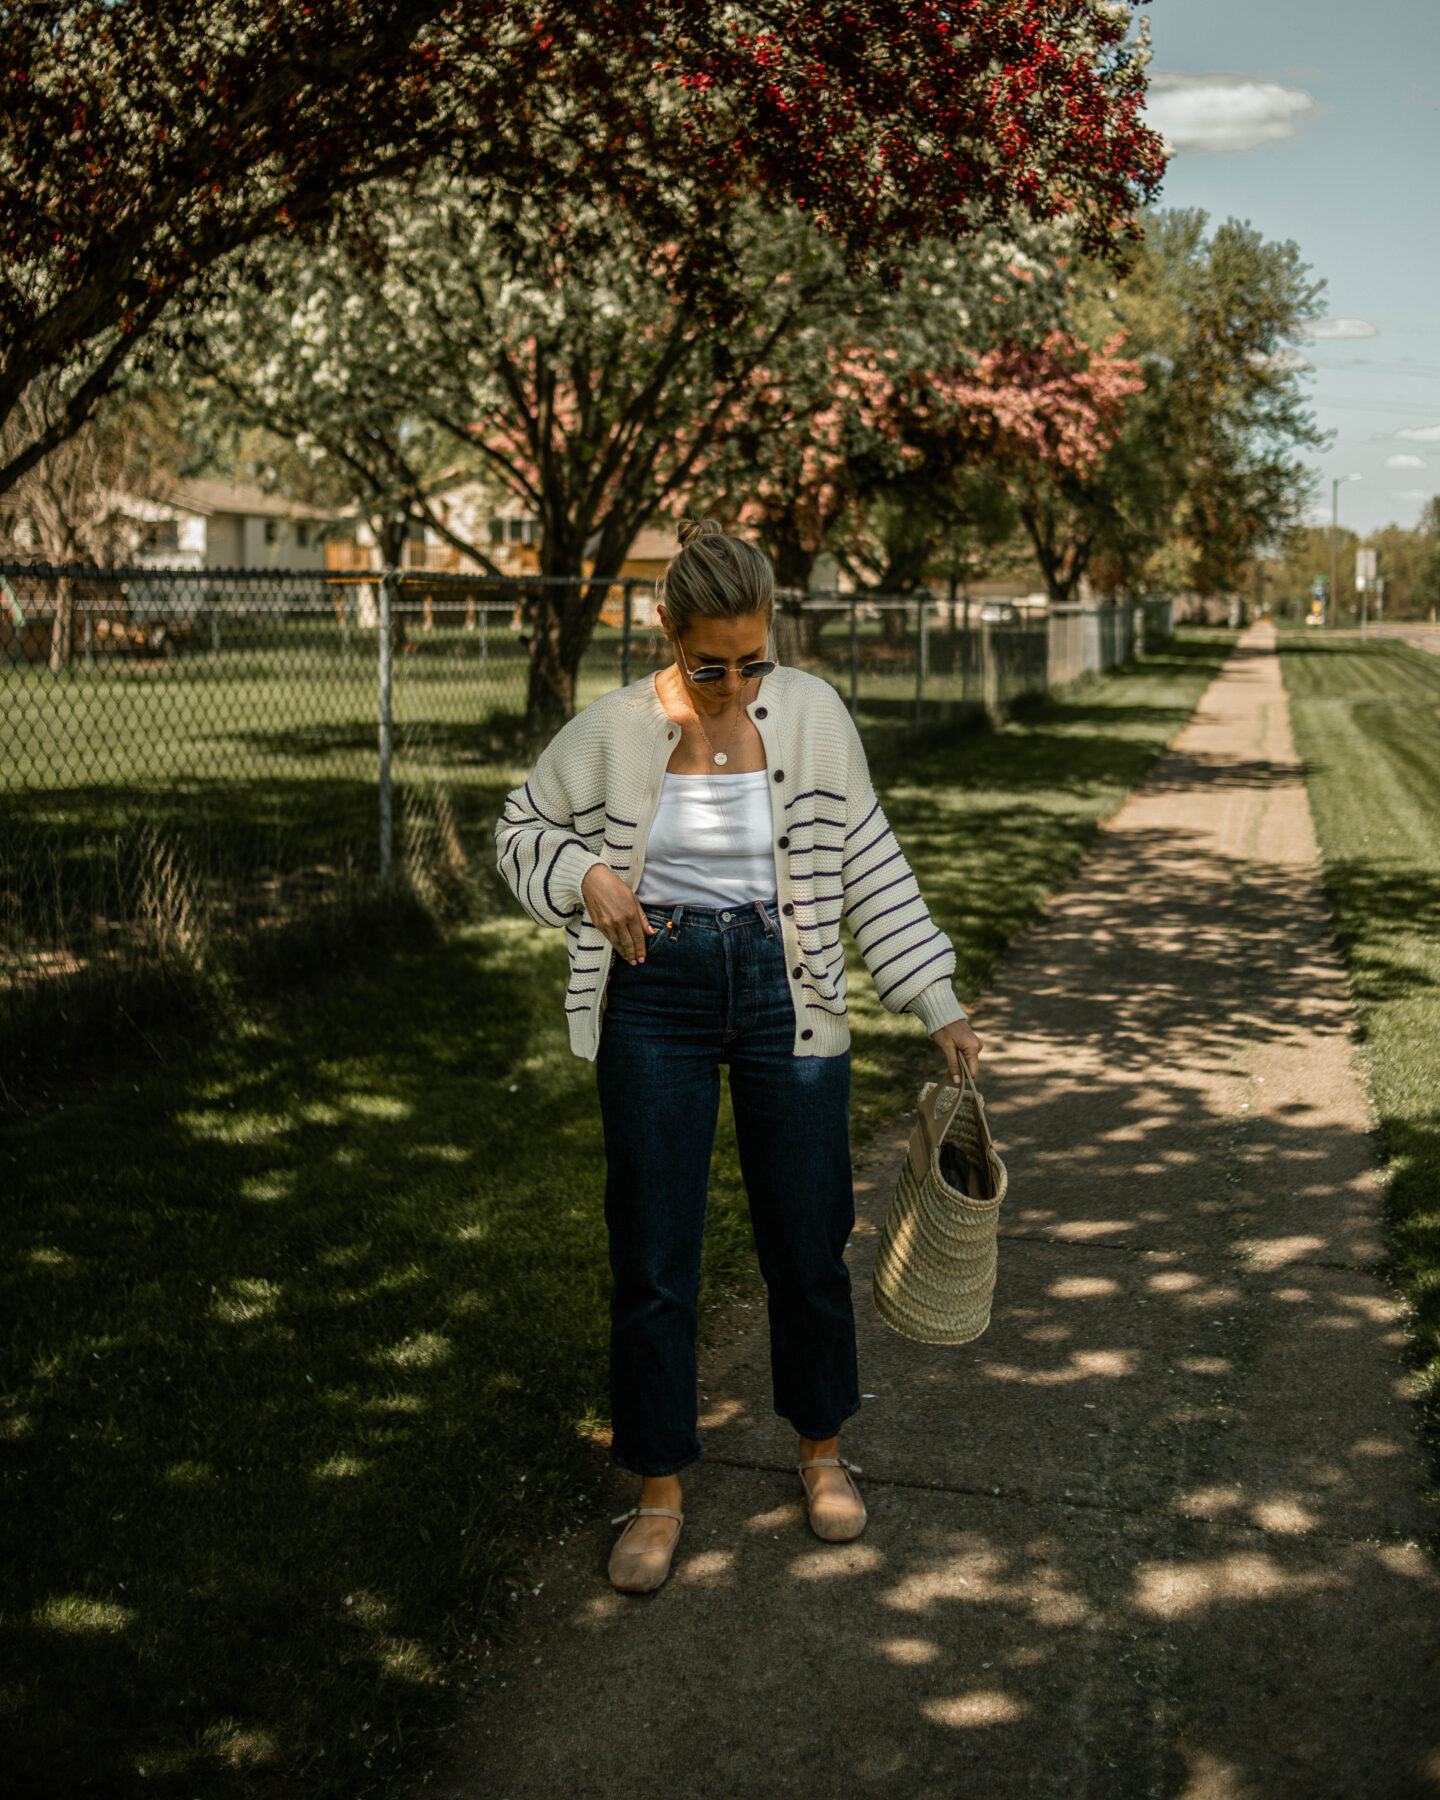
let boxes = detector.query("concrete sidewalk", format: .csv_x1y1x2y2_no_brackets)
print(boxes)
426,626,1440,1800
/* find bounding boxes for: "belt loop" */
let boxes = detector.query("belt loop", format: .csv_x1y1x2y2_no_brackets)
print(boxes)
754,897,777,938
667,903,685,938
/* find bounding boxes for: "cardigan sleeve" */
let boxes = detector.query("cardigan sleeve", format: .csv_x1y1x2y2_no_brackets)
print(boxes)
494,721,608,928
835,705,968,1033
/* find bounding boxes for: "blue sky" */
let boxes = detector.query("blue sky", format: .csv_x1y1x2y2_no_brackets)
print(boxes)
1141,0,1439,534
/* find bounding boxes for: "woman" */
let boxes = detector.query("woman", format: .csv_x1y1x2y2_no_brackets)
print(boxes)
495,520,982,1594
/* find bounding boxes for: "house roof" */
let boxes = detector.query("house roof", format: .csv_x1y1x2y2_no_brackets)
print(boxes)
160,478,342,520
626,526,681,562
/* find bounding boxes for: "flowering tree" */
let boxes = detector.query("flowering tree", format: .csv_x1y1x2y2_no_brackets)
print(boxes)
1,0,1166,497
187,192,859,720
913,332,1146,604
698,237,1077,588
708,293,1140,605
190,185,1069,721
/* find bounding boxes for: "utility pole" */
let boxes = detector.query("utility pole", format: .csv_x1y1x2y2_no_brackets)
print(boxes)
1330,473,1362,630
1330,479,1340,630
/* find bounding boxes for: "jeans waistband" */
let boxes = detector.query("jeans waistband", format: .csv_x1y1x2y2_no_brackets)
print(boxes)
640,898,780,938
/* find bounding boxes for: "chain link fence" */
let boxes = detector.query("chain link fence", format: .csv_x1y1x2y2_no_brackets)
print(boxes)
1,562,1171,1021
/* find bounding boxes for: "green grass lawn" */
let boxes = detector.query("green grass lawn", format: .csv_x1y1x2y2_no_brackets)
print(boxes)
1278,634,1440,1479
0,632,1229,1800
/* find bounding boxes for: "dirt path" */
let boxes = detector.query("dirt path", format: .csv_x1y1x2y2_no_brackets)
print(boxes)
424,625,1439,1800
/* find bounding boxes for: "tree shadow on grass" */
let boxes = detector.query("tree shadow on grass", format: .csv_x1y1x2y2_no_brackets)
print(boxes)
0,762,517,936
1,924,614,1799
1315,859,1440,1007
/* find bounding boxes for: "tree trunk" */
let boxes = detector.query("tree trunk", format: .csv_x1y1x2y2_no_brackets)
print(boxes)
768,531,818,593
521,562,617,732
880,607,908,649
1019,504,1088,608
523,581,577,728
775,598,843,662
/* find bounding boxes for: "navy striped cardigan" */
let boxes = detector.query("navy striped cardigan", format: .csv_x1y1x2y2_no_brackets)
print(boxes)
494,665,968,1060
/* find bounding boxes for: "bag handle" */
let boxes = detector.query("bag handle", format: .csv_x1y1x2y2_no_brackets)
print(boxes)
906,1060,993,1183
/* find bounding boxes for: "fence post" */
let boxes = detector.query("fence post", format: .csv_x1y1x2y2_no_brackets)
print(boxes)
378,568,394,887
983,617,1000,724
211,606,220,667
621,582,633,688
914,598,927,728
849,594,859,720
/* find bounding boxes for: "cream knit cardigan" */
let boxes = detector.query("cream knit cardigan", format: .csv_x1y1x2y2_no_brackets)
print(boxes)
495,666,968,1061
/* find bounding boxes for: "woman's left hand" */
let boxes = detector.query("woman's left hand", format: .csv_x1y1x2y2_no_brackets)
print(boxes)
931,1018,983,1085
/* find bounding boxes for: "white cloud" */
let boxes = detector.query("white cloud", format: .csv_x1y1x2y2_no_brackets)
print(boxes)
1385,453,1428,469
1301,318,1380,341
1395,425,1440,443
1146,72,1316,153
1390,488,1436,501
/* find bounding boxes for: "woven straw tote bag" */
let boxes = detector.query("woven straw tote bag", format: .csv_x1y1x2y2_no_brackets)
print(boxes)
872,1067,1008,1346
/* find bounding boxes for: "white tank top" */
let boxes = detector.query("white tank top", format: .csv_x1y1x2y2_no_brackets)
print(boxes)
635,770,776,907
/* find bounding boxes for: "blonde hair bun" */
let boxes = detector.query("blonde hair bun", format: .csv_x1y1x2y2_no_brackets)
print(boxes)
676,516,725,549
661,519,774,635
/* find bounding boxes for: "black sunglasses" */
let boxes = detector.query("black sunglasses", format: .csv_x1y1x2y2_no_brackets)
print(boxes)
674,637,777,684
686,658,777,684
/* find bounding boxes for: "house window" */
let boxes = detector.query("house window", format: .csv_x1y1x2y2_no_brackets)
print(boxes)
140,520,180,553
488,519,506,546
295,522,310,548
264,519,281,544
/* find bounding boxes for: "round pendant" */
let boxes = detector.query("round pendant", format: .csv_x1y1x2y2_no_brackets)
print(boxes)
713,751,728,766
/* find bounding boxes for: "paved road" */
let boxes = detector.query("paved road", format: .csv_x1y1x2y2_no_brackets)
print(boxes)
1387,624,1440,657
1319,623,1440,655
423,625,1440,1800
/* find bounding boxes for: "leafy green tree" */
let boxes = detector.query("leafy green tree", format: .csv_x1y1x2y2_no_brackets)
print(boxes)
997,209,1328,603
1416,551,1440,619
1411,501,1440,619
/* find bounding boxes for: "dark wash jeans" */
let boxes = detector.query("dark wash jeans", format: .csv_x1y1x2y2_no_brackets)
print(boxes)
595,898,861,1477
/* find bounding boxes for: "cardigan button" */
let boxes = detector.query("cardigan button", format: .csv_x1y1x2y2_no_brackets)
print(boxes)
755,706,768,719
777,835,789,849
782,902,794,916
800,1029,814,1041
792,966,803,979
773,769,784,782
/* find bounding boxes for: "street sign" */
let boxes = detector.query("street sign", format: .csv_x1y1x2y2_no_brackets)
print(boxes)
1355,548,1377,591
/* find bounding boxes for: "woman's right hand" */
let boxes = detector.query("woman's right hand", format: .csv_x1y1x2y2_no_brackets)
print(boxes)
581,865,657,965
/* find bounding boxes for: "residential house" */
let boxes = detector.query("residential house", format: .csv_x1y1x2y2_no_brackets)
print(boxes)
123,478,343,571
338,480,675,625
